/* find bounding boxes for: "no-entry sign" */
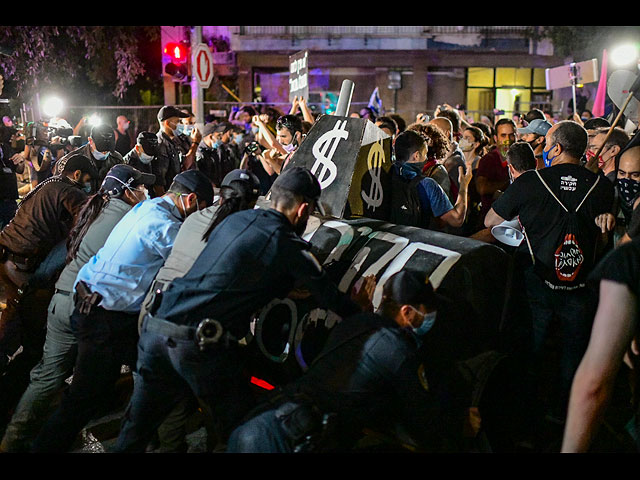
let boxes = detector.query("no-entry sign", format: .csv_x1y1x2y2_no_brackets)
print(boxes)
193,43,214,88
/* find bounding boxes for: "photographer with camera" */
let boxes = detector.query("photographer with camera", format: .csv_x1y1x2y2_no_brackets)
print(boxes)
239,140,277,195
0,120,26,229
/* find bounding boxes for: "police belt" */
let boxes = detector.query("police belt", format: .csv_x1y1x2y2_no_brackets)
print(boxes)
142,313,240,350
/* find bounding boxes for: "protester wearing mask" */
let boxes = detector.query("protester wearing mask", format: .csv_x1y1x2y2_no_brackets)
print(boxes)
55,124,124,193
227,270,461,453
391,130,472,231
195,122,238,188
459,126,488,170
475,118,516,225
252,114,304,175
114,115,133,157
123,132,160,196
0,155,97,376
517,119,552,169
0,164,154,452
153,106,190,197
30,169,213,453
615,136,640,244
587,127,630,183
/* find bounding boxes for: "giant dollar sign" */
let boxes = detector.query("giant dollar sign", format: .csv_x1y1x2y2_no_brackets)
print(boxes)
361,139,385,211
311,120,349,190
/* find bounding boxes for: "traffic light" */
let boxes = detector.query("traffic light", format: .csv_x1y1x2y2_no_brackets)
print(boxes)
163,41,189,82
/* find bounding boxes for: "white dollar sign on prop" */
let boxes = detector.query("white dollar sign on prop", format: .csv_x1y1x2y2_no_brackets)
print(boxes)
361,139,385,211
311,120,349,189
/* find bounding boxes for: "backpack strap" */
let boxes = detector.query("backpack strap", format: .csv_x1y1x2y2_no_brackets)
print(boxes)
534,168,601,213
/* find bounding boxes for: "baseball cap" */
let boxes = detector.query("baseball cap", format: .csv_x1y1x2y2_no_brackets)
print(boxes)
221,169,261,196
172,169,215,207
90,124,116,152
517,119,552,137
61,154,98,178
136,131,159,157
157,106,190,123
214,121,234,134
101,164,156,196
201,122,218,138
272,166,322,202
382,271,439,309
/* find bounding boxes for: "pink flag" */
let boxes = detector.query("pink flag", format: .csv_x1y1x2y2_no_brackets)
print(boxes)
592,49,608,117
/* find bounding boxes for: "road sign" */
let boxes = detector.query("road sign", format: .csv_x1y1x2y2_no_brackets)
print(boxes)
193,43,214,89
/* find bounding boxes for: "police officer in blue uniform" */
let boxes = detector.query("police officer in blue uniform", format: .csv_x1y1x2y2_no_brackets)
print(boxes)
30,169,214,452
113,166,365,452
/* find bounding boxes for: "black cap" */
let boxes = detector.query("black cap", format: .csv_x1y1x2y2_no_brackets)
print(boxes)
157,106,190,123
221,169,261,196
201,122,218,138
101,164,155,196
272,166,321,202
90,124,116,152
61,154,98,179
214,121,234,134
382,271,438,309
172,169,215,207
136,131,159,157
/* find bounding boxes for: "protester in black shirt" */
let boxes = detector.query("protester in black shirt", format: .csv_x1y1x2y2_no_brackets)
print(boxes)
485,120,615,421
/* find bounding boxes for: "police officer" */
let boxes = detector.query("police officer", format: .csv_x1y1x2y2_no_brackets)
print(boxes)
195,122,239,188
30,169,214,452
123,131,159,195
0,154,97,374
54,123,124,193
153,106,190,197
113,166,364,452
226,270,450,453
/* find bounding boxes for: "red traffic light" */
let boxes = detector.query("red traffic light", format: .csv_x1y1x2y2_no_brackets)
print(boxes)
163,42,188,63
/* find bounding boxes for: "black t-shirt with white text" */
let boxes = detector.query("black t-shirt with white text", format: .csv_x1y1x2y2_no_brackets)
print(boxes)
492,163,614,288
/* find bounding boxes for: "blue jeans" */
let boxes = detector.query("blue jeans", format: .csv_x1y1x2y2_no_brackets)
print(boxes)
114,315,252,452
227,405,295,453
524,267,596,415
1,291,76,452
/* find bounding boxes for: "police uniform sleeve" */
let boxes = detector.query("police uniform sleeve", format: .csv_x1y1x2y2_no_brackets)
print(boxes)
290,242,362,319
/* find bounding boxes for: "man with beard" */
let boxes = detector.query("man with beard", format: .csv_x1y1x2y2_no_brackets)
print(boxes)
113,167,364,452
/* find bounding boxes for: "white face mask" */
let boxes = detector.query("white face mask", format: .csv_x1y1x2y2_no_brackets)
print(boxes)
92,149,108,161
458,137,474,152
139,151,154,165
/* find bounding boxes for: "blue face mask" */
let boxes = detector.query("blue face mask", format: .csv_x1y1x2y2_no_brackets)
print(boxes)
175,124,185,136
409,307,437,337
542,143,557,168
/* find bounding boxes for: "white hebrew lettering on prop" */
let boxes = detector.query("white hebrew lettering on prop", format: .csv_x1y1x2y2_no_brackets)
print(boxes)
371,242,462,309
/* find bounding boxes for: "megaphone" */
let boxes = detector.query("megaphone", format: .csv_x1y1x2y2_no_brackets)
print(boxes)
491,217,524,247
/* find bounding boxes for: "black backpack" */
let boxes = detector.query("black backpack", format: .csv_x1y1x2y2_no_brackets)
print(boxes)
523,169,601,289
390,171,429,228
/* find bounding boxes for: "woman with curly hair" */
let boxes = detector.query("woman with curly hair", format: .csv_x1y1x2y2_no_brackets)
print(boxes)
406,122,453,200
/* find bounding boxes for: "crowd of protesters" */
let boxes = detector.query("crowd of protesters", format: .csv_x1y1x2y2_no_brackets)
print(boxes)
0,94,638,454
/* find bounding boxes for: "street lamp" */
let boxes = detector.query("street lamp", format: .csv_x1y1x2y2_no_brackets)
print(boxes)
611,43,639,68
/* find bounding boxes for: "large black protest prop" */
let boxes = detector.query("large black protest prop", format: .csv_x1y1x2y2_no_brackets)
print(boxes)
249,80,510,387
250,216,510,384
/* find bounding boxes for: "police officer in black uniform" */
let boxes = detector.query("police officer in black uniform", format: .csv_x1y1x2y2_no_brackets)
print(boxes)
113,166,365,452
226,270,455,453
123,132,159,195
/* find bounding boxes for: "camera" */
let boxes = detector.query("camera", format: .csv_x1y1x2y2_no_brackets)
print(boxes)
244,141,260,155
25,120,76,153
